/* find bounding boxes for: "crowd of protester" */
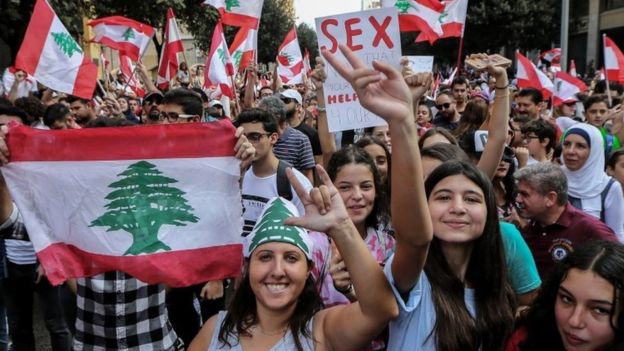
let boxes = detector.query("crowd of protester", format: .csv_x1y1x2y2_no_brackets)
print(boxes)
0,43,623,351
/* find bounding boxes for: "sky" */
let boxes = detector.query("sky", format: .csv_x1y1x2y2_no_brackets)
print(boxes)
294,0,362,28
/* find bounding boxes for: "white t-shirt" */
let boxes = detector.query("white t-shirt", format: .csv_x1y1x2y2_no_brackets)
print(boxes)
241,166,312,236
2,68,38,99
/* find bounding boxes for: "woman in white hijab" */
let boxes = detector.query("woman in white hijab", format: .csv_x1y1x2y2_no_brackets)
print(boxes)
561,123,624,240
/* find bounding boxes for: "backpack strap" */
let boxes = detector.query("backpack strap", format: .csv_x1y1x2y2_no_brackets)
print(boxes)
600,178,616,223
568,195,582,210
276,160,293,201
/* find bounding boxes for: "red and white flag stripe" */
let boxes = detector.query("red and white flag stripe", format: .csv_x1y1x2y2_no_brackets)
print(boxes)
2,121,243,287
15,0,97,99
439,0,468,39
88,16,155,62
203,0,264,29
516,52,555,98
553,71,587,106
204,22,235,99
157,8,184,90
604,35,624,83
382,0,444,44
229,27,257,73
119,54,145,97
277,27,304,83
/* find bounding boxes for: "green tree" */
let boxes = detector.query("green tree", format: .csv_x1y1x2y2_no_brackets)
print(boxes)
90,160,199,255
51,32,83,58
256,0,296,64
297,22,318,63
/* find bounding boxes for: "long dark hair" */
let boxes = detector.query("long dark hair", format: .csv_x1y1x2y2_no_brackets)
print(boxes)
423,161,516,351
519,241,624,351
218,261,322,351
326,145,389,230
356,136,392,195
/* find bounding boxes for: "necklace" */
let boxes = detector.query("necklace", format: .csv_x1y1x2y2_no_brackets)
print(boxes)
250,324,288,337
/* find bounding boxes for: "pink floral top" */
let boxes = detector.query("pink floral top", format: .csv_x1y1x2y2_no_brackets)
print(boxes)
310,227,395,308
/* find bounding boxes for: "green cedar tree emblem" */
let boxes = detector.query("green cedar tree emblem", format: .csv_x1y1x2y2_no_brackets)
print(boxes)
232,50,243,69
438,11,448,23
395,0,416,14
122,27,136,41
90,160,199,255
51,32,82,58
249,198,309,253
217,47,229,66
225,0,241,11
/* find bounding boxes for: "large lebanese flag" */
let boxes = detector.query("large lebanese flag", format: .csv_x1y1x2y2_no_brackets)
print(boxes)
604,35,624,83
277,27,304,84
204,22,235,98
229,27,257,73
439,0,468,39
553,71,587,106
88,16,155,62
203,0,264,29
15,0,97,99
1,120,243,287
382,0,444,44
157,8,184,90
516,52,555,99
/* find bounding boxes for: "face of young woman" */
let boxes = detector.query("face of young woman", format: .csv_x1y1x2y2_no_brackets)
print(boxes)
363,144,388,183
335,163,376,227
562,134,591,171
249,242,309,313
555,268,618,351
428,174,487,244
372,126,391,153
495,160,511,179
416,105,431,126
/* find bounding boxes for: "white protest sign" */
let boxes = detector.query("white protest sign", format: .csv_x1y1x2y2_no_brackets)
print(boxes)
315,8,401,132
406,55,434,73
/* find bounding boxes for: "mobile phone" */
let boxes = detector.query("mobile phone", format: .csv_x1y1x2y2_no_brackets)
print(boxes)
465,54,511,71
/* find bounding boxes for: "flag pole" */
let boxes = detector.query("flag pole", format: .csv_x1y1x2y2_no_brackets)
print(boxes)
455,35,465,73
603,34,613,107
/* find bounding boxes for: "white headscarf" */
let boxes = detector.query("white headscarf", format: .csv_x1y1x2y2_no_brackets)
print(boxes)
561,123,611,199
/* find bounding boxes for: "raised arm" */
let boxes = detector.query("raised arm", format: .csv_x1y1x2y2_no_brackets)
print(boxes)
284,165,398,351
310,57,336,168
242,62,257,109
474,55,511,179
322,44,432,294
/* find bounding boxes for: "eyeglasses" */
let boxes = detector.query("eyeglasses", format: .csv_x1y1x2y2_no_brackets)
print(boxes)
160,111,195,122
281,97,296,104
245,132,272,143
523,135,540,142
435,103,451,110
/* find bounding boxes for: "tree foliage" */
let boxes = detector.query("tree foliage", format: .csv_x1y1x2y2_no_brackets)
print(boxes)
256,0,296,63
297,22,319,63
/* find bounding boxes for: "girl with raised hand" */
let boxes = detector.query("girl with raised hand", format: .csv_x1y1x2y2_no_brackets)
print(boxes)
188,164,398,351
507,240,624,351
323,46,516,350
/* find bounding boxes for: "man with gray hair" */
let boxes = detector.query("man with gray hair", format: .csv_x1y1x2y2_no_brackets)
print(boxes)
514,162,617,279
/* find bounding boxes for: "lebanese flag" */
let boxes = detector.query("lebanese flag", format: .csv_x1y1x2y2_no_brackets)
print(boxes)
99,51,109,71
203,0,264,29
303,49,313,77
14,0,97,99
540,48,561,64
439,0,468,39
516,52,555,98
382,0,444,44
204,22,234,99
277,27,304,83
157,8,184,90
1,121,243,287
119,54,146,97
553,71,587,106
88,16,155,62
603,35,624,83
569,59,577,77
229,27,257,73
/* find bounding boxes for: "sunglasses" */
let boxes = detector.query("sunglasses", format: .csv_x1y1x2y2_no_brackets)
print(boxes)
435,103,451,110
244,132,272,143
160,111,195,121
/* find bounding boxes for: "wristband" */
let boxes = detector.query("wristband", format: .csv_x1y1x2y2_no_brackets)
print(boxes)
495,82,510,89
336,283,354,295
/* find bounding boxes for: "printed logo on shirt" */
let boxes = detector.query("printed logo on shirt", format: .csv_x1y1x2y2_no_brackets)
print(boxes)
549,238,573,261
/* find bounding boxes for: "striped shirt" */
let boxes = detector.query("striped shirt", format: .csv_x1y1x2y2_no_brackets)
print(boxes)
273,126,315,172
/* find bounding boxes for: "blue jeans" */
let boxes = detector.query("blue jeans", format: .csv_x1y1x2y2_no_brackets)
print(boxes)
0,262,71,351
0,289,7,351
